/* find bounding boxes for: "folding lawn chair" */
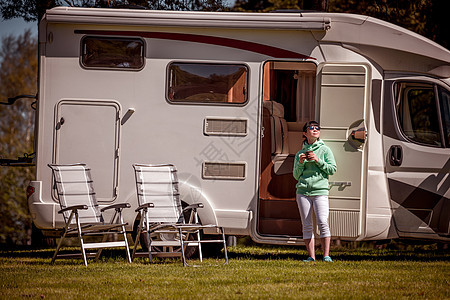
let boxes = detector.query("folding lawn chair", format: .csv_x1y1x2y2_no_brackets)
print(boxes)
132,164,228,266
48,163,132,266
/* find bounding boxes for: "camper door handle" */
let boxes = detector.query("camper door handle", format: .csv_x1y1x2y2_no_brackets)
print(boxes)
56,117,65,130
389,145,403,166
351,129,366,141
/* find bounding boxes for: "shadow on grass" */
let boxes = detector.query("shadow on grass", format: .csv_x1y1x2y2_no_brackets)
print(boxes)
226,249,450,262
0,246,129,263
0,245,54,258
1,240,448,264
0,246,215,266
226,240,450,262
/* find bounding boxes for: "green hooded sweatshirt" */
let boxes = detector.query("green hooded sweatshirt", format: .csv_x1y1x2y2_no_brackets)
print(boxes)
293,139,337,196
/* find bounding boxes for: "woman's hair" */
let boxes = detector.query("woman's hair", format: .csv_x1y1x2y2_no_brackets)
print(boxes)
302,120,320,132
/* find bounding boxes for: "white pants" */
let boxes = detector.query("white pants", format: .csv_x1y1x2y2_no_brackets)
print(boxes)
296,194,331,239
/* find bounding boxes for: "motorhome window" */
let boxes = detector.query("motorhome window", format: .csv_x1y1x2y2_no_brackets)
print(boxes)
438,86,450,147
396,83,442,147
81,37,144,69
168,63,248,104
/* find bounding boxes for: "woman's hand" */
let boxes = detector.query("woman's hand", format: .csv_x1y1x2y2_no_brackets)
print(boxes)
308,152,319,163
299,153,307,163
300,152,318,163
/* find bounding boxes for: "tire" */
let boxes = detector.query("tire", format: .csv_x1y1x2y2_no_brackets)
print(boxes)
31,224,56,248
131,211,199,259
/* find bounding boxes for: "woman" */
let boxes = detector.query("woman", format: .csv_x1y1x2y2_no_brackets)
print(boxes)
293,121,337,262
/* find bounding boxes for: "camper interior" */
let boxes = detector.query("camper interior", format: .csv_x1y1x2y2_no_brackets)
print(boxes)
259,61,317,237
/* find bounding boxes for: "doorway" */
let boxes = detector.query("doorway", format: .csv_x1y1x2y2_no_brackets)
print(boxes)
258,61,316,236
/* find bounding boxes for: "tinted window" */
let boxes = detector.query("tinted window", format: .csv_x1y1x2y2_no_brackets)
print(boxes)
396,82,442,147
438,86,450,146
81,37,144,69
168,63,248,104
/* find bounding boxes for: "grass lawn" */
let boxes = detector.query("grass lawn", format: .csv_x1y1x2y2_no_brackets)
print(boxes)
1,242,449,299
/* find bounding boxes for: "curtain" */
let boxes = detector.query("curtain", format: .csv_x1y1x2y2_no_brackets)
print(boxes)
296,71,316,124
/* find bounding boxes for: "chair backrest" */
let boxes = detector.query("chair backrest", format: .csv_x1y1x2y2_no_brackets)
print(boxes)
133,164,184,224
48,164,102,224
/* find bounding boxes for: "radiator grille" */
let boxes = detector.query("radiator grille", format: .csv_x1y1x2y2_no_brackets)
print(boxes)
203,162,246,180
329,210,360,237
204,118,247,136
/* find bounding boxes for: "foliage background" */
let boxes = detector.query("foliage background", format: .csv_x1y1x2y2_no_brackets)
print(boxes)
0,30,37,245
232,0,448,49
0,0,448,48
0,0,448,246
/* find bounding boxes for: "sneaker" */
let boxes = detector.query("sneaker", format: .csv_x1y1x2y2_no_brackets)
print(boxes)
323,256,333,262
303,257,315,262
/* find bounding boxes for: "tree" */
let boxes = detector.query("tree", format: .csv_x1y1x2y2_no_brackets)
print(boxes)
0,0,57,22
328,0,448,49
232,0,448,49
0,30,37,246
0,0,228,23
233,0,323,13
304,0,328,11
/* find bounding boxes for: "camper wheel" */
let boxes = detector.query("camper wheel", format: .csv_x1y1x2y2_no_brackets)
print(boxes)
131,203,226,259
131,204,199,259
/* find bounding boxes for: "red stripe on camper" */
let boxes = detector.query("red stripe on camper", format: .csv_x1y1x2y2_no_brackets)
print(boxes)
75,30,313,59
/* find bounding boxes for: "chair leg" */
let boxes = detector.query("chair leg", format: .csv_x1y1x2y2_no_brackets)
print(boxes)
193,210,204,263
145,216,152,263
134,210,153,263
179,227,187,267
122,226,132,263
117,210,131,263
51,231,67,264
132,216,144,261
220,227,229,265
52,209,76,264
79,237,88,266
197,229,203,262
146,232,152,262
75,212,88,266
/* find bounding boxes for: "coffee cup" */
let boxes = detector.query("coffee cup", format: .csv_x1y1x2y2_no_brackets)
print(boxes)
305,151,312,159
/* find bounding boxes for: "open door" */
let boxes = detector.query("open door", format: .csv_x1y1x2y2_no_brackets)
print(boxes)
53,100,121,202
317,63,370,239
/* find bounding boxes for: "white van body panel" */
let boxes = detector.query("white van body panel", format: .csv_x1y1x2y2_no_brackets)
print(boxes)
28,7,449,243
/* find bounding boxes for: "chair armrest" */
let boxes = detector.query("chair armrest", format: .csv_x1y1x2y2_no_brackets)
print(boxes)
100,203,131,212
182,203,204,213
135,202,154,212
58,205,88,214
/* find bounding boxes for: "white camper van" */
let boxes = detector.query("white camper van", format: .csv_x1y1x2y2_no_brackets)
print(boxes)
26,7,449,246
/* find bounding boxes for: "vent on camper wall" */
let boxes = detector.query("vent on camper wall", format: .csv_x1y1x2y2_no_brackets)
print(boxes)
329,210,359,237
203,162,246,180
204,118,248,136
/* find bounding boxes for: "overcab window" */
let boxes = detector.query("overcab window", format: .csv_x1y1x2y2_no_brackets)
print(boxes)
168,63,248,104
81,37,144,69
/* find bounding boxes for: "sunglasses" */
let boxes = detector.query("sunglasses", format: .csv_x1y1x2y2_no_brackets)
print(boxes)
308,126,320,131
